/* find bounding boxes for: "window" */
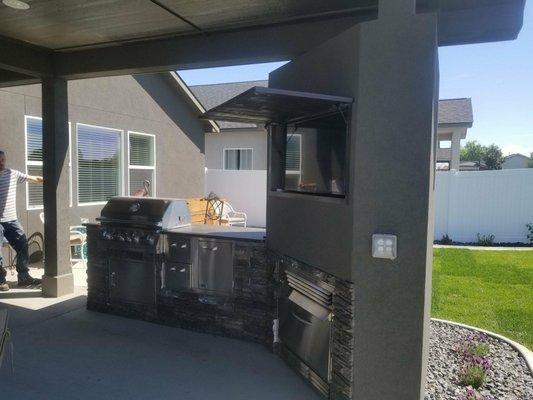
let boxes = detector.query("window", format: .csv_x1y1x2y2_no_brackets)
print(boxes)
128,132,156,197
77,124,122,205
436,161,450,171
25,116,72,209
285,134,301,189
439,140,452,149
278,112,347,197
224,148,253,170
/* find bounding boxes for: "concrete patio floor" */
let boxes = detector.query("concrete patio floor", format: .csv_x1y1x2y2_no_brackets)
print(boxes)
0,271,320,400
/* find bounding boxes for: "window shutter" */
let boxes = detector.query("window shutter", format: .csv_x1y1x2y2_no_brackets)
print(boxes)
286,134,301,172
129,135,154,166
26,118,43,162
239,149,252,170
27,165,43,207
77,125,121,204
224,149,252,170
224,149,238,170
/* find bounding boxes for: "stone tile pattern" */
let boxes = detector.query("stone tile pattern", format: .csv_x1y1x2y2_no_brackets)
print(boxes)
158,241,274,345
86,226,274,346
273,252,355,400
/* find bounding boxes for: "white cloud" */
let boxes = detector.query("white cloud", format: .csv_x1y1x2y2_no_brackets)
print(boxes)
501,143,533,157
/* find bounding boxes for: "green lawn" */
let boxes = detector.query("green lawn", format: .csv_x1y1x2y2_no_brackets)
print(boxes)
432,248,533,349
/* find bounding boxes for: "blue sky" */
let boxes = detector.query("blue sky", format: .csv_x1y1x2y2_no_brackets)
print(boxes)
179,3,532,156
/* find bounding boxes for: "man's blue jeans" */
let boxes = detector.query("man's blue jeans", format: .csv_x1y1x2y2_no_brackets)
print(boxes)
0,220,30,283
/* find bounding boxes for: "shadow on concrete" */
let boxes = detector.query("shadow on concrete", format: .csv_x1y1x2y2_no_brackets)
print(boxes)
0,291,43,300
0,289,320,400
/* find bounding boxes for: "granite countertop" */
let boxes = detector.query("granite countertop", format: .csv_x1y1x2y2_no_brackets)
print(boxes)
164,224,266,242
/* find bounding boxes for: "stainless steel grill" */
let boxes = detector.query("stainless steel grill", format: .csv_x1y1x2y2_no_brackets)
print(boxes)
92,197,191,306
98,197,191,230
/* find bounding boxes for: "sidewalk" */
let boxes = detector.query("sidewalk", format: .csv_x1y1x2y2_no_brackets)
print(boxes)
434,244,533,251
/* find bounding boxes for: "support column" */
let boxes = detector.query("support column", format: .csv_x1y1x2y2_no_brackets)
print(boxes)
450,130,462,170
351,0,438,399
41,77,74,297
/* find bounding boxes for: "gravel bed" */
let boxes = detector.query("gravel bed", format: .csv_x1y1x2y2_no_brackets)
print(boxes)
425,320,533,400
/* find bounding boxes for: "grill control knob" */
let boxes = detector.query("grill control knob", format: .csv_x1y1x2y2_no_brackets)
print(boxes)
145,235,155,246
116,234,125,242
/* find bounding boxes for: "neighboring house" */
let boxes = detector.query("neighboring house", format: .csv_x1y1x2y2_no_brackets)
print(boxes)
192,80,473,171
502,153,532,169
458,161,488,171
436,98,474,170
0,73,211,237
191,80,268,171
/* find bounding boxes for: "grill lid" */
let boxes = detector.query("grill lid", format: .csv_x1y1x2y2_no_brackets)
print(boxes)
98,197,191,229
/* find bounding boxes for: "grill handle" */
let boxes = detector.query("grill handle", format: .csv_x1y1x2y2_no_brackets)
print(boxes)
110,272,117,287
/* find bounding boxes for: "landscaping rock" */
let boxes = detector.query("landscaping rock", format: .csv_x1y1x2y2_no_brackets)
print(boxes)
425,320,533,400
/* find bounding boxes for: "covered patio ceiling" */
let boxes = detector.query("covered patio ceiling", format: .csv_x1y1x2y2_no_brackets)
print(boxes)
0,0,526,86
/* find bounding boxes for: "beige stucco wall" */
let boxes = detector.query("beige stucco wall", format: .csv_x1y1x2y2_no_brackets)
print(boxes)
205,129,267,170
0,74,205,237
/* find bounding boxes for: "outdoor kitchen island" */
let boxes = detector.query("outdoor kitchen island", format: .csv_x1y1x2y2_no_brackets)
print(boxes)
85,197,356,399
85,198,274,346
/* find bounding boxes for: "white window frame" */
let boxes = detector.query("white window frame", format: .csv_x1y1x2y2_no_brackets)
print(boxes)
24,115,72,210
127,131,156,197
76,122,124,207
223,148,254,171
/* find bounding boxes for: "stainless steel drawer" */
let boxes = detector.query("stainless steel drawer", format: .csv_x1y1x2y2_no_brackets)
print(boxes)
162,262,192,291
197,240,233,293
279,290,331,382
167,236,191,263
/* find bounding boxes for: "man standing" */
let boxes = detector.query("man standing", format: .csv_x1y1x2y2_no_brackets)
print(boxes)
0,150,43,291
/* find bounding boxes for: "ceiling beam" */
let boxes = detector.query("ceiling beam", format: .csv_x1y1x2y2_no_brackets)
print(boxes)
53,13,375,80
0,36,53,77
0,69,40,88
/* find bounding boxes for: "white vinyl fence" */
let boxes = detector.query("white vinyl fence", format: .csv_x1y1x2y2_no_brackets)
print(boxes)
205,169,267,227
206,168,533,242
434,169,533,243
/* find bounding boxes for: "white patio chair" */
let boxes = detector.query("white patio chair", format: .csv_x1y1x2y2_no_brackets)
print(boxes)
221,202,247,227
39,213,88,266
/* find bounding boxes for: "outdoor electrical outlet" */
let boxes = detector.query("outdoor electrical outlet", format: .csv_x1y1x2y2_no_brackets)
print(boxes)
372,234,397,260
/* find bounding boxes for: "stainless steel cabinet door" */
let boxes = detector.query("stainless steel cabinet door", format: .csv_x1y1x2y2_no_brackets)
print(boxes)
109,258,156,305
197,240,233,293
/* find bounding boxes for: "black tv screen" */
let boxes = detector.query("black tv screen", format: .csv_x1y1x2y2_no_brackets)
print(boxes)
282,112,347,197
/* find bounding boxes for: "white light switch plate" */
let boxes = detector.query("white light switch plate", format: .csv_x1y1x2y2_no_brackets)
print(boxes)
372,234,397,260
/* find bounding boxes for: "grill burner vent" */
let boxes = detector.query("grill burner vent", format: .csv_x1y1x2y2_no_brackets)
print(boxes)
285,270,333,308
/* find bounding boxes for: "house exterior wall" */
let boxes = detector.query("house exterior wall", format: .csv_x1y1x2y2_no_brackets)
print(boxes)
502,154,531,169
205,129,267,170
0,74,205,237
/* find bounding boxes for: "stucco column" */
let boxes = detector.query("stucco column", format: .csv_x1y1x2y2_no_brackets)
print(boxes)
41,77,74,297
350,0,438,399
450,130,462,170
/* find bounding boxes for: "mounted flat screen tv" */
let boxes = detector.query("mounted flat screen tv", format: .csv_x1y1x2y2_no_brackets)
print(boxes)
280,112,348,198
